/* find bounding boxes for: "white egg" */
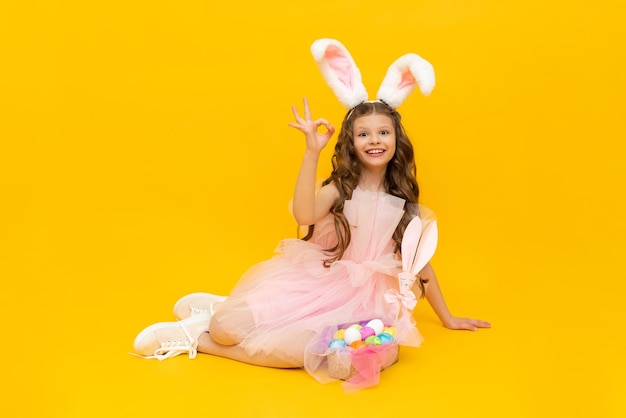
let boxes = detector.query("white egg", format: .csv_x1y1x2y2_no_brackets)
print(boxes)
343,327,362,345
366,319,385,335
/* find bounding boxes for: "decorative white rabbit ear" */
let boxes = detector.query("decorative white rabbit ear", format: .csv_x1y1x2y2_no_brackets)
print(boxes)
311,38,368,109
376,53,435,109
398,215,438,294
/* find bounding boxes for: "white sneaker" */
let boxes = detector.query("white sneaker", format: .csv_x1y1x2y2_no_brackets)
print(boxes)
173,292,227,320
132,314,211,360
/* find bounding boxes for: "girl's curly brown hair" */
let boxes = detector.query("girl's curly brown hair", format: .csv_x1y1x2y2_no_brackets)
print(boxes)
303,101,420,267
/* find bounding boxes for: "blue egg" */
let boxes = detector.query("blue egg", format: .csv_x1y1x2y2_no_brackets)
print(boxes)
328,338,347,351
378,333,394,344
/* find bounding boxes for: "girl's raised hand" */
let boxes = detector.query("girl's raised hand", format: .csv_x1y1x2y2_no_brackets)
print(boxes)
288,97,335,154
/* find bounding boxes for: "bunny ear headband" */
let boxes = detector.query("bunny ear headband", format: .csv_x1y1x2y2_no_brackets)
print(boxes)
310,38,435,110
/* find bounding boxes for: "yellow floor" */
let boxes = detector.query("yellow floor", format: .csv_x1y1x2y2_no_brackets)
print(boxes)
2,210,624,417
2,1,625,417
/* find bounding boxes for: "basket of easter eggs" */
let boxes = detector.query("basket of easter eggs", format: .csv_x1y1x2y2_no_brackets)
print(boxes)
326,318,398,381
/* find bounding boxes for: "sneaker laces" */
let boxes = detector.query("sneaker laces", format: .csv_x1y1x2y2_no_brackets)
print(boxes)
130,320,200,361
190,303,215,317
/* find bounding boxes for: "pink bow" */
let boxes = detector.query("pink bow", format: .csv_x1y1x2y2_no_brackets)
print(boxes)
384,289,418,310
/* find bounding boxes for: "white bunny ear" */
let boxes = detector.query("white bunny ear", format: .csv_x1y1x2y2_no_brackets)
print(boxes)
376,53,435,109
311,38,368,109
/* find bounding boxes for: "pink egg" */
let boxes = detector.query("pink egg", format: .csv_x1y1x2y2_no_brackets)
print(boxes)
359,326,375,340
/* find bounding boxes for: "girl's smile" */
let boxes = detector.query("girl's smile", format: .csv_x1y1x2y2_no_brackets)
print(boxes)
364,148,387,156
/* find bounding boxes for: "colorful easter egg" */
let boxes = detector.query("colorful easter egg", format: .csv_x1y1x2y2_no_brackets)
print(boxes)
383,326,397,337
349,340,367,350
366,319,385,335
348,324,362,330
359,326,375,340
343,327,362,345
378,333,394,344
365,336,382,346
328,338,347,351
333,329,346,340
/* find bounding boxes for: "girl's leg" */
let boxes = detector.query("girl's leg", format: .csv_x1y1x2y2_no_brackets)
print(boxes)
197,333,304,368
203,301,305,368
133,298,305,367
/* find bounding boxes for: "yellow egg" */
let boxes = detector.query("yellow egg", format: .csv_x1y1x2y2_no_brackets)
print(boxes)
383,326,397,337
333,329,346,340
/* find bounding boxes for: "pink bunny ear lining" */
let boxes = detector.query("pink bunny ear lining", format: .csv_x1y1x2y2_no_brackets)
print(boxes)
325,46,354,90
398,70,416,90
376,53,435,108
311,38,368,109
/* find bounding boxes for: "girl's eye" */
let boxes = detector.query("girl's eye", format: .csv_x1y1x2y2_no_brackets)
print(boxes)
380,130,389,135
357,132,367,137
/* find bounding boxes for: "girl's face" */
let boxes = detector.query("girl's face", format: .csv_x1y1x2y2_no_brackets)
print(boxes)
352,113,396,170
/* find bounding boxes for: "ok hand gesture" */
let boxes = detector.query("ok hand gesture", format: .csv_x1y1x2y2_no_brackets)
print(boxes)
288,97,335,154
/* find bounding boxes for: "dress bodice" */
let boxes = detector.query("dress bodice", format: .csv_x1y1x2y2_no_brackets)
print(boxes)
310,188,406,263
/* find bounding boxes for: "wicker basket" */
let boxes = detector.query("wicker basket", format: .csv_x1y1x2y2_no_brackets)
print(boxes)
327,342,399,380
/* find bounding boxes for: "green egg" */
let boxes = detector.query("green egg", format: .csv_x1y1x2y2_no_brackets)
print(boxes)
364,336,382,346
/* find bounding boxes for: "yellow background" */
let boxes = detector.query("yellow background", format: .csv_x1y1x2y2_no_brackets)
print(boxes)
1,0,624,417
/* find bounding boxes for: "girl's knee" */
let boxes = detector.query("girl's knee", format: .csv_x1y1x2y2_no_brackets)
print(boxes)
209,319,237,345
209,310,251,346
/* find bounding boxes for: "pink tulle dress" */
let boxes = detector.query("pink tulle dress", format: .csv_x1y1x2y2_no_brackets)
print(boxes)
213,188,425,384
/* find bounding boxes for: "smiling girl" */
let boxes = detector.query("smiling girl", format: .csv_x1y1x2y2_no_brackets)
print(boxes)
132,39,490,388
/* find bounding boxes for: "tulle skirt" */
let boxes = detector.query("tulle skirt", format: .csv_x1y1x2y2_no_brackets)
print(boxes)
211,237,423,382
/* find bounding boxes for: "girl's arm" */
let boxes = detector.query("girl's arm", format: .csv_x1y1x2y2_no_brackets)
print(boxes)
289,98,338,225
419,263,491,331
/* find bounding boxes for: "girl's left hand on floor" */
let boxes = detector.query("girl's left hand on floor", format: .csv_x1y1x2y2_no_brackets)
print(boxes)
444,317,491,331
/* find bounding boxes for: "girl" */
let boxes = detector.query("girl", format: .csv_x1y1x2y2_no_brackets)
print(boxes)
133,39,490,383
